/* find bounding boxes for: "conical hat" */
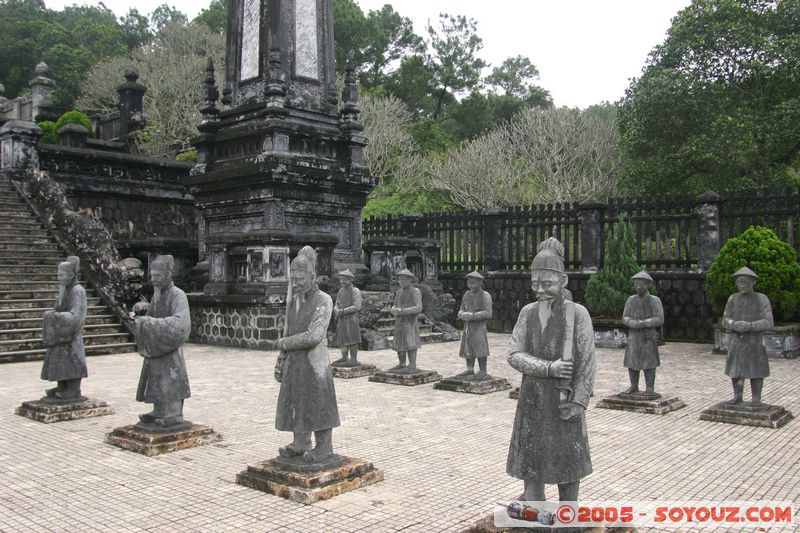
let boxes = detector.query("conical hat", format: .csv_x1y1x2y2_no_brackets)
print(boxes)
631,270,654,283
466,271,484,281
397,269,415,278
337,269,355,278
151,255,175,272
732,266,758,279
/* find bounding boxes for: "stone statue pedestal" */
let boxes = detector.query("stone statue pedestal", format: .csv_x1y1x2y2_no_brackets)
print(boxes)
368,368,441,386
16,398,114,423
331,362,377,379
596,392,686,415
464,513,636,533
105,423,221,456
699,402,793,428
434,375,512,395
236,455,384,504
509,387,520,399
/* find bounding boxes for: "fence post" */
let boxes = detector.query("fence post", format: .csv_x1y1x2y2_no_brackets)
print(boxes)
482,207,505,271
578,199,606,271
696,191,721,270
0,120,42,170
117,68,147,138
400,214,423,237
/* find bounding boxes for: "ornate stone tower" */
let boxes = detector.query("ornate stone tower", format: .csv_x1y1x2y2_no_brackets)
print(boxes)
186,0,375,300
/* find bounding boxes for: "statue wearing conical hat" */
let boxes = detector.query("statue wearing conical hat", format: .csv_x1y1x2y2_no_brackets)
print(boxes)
455,271,493,380
722,267,773,407
506,237,596,503
41,256,87,402
135,254,192,429
621,270,664,398
332,269,362,366
389,269,423,371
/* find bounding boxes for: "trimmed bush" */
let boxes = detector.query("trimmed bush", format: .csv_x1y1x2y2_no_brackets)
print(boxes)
176,149,197,162
37,121,58,144
55,110,92,133
706,226,800,322
584,216,643,318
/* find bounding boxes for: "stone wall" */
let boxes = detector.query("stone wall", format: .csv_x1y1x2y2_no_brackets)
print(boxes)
187,294,284,349
440,270,715,342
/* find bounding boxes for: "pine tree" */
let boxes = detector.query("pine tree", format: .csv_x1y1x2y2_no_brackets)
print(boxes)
584,216,641,317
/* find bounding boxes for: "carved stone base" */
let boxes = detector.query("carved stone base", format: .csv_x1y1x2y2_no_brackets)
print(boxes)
699,402,793,428
15,398,114,423
332,364,377,379
434,376,512,395
368,369,441,386
509,387,520,399
596,393,686,415
105,424,221,456
463,513,636,533
236,455,384,504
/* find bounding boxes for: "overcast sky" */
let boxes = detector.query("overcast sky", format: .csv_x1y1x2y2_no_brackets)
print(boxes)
45,0,691,108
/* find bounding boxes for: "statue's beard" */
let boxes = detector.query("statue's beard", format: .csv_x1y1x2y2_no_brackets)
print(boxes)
152,286,163,304
57,284,66,304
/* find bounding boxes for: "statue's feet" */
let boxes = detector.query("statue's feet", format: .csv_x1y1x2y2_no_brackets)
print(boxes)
621,385,639,395
302,446,333,463
724,398,743,406
389,364,406,371
332,357,349,365
138,411,157,423
279,442,310,458
53,391,82,400
45,387,59,398
472,371,490,381
454,369,475,378
154,416,184,427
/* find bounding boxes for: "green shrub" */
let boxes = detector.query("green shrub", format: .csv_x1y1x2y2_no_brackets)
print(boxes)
706,226,800,322
37,121,58,144
55,110,92,133
176,149,197,162
584,216,643,317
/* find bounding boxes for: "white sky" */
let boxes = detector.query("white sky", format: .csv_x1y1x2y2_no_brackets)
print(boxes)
45,0,691,108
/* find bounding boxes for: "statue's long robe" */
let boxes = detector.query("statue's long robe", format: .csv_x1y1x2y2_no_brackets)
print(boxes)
723,291,773,379
458,289,492,358
136,283,191,403
41,283,87,381
622,293,664,370
275,289,341,433
506,296,595,484
393,286,422,351
335,286,362,347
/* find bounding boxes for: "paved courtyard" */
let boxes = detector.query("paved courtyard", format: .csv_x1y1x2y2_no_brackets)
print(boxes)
1,334,798,532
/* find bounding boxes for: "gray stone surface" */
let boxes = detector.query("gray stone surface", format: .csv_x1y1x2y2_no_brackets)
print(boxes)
240,0,261,80
294,0,319,79
15,398,113,423
596,394,686,415
2,337,800,531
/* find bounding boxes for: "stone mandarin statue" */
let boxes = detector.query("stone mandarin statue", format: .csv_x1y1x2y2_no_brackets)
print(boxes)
266,252,341,463
722,267,773,407
332,269,362,366
456,271,493,380
40,256,87,401
507,237,596,503
621,271,664,398
135,255,192,429
390,269,423,371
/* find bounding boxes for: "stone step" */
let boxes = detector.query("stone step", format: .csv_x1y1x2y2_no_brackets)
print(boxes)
0,224,45,234
0,249,63,257
0,256,67,265
0,202,28,212
0,323,126,341
0,212,38,222
0,305,107,319
0,342,137,363
0,230,51,240
0,273,85,282
0,281,86,291
0,314,116,330
0,297,102,310
0,288,96,300
0,332,132,353
0,264,69,274
0,242,61,251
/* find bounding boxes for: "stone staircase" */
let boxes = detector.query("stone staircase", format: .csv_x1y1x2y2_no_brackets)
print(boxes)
362,291,444,345
0,174,136,363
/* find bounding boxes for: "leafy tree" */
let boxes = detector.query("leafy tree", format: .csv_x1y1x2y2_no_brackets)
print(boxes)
120,8,152,50
193,0,227,34
618,0,800,194
486,55,542,99
706,227,800,321
584,217,642,318
77,21,225,154
149,3,188,32
333,0,371,73
425,13,487,120
384,54,439,117
360,5,424,88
